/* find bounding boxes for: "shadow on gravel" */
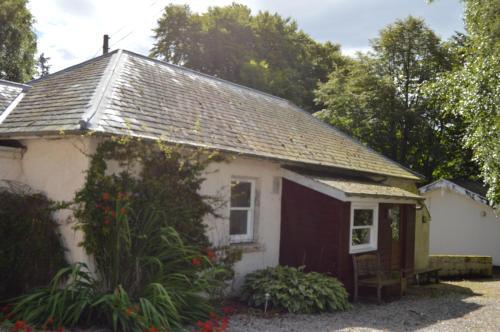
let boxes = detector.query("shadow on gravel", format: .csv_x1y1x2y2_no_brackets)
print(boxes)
331,282,484,331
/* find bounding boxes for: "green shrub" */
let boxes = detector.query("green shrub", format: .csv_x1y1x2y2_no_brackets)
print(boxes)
0,182,67,301
7,226,224,331
241,266,351,314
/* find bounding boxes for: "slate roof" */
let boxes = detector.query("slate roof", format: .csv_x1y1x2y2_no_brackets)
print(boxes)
0,50,420,181
0,80,27,118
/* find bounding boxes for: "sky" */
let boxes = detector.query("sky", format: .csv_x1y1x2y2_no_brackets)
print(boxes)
28,0,465,72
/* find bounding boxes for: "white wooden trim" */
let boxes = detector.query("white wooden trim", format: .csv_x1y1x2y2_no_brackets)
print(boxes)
282,169,348,201
349,202,379,254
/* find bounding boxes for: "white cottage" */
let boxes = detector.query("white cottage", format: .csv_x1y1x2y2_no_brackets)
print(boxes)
0,50,428,291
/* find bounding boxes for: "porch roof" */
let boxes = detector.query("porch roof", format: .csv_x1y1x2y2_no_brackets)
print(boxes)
283,169,423,202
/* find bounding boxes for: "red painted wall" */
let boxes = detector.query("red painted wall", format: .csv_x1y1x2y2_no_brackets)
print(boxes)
280,179,416,296
279,179,352,288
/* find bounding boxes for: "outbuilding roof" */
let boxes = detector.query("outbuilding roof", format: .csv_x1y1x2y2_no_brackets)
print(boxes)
419,179,490,206
0,50,420,180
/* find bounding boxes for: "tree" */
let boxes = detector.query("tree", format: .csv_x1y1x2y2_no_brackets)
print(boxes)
0,0,37,83
151,4,344,111
315,16,478,181
425,0,499,204
36,53,51,78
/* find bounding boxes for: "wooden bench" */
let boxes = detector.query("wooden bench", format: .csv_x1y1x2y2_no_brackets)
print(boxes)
352,252,405,304
415,267,440,285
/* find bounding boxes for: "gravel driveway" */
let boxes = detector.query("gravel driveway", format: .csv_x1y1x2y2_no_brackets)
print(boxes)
228,277,500,332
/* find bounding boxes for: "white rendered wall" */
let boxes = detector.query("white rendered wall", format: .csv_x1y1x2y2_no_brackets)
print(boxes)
0,147,23,180
425,189,500,265
0,138,284,287
201,157,283,289
0,137,95,266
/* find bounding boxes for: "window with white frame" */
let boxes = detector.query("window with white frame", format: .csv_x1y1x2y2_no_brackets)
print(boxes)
229,179,255,243
349,203,378,253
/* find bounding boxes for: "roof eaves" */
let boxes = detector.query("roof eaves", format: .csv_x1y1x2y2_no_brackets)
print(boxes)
87,128,420,181
0,128,83,139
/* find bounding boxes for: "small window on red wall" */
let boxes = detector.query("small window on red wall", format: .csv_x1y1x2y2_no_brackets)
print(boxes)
349,203,379,253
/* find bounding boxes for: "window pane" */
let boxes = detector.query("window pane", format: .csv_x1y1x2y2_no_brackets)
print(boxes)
389,207,401,240
231,181,252,207
352,228,370,245
230,210,248,235
354,209,373,226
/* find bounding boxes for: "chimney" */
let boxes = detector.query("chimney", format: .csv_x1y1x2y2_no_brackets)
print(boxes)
102,34,110,54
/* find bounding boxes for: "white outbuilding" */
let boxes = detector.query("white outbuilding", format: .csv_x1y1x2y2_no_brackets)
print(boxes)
420,179,500,266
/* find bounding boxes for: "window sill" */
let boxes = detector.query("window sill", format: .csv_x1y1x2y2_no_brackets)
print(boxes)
349,246,377,254
230,242,265,253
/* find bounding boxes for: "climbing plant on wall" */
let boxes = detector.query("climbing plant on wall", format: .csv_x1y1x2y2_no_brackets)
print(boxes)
73,137,230,290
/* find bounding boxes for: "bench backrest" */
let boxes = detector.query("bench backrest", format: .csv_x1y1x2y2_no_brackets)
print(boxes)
352,252,381,279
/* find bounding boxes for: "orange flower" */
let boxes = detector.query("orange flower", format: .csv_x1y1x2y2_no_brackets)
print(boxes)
206,249,216,260
148,327,158,332
119,207,127,216
125,307,134,317
102,192,110,201
191,258,201,266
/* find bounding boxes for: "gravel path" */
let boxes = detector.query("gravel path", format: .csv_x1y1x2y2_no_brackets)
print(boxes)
228,277,500,332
